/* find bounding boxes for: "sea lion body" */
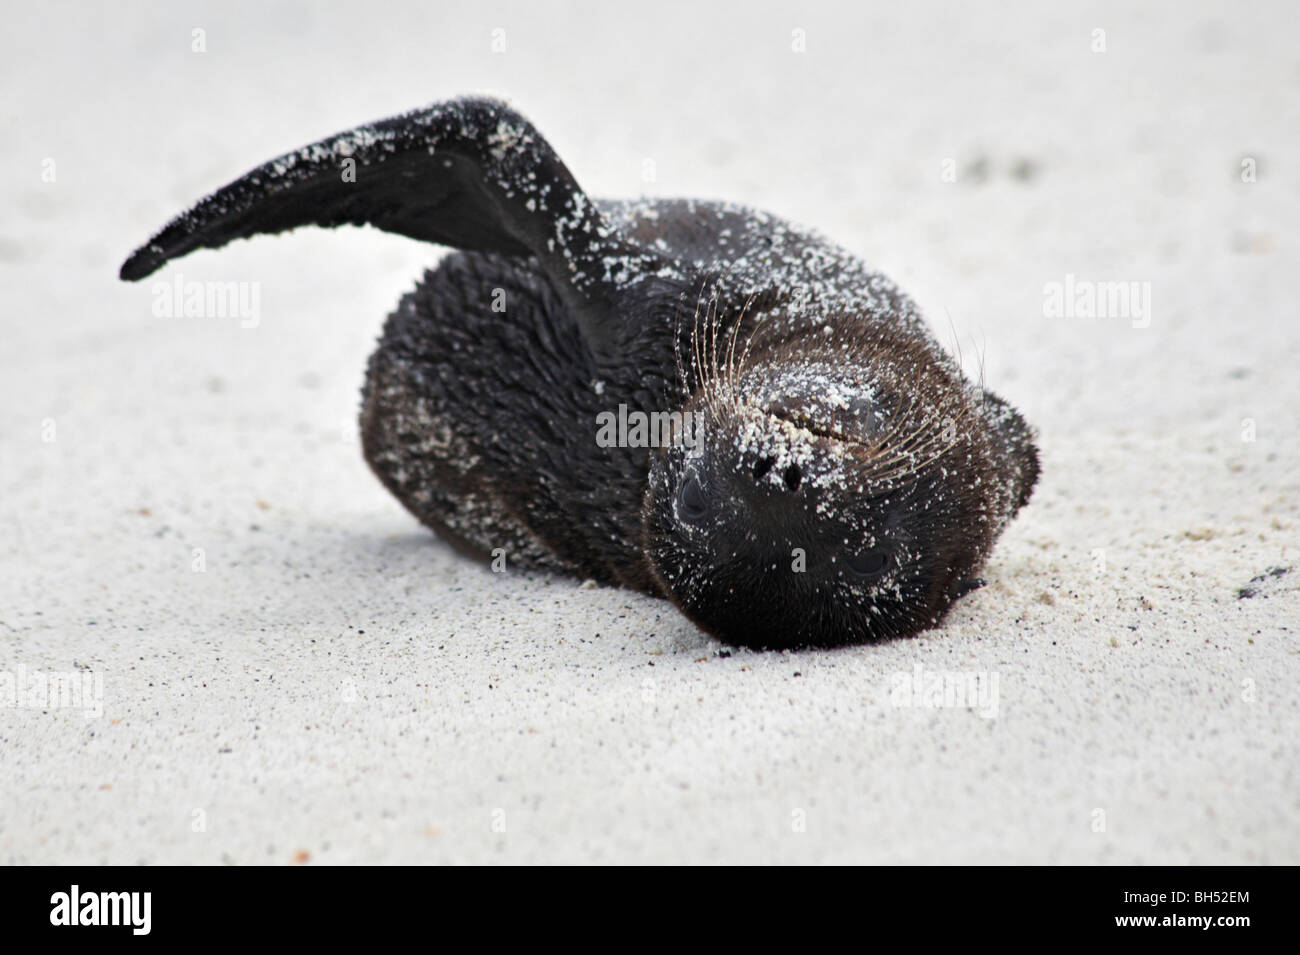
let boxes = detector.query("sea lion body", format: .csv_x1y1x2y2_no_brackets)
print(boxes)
361,198,922,588
120,98,1039,648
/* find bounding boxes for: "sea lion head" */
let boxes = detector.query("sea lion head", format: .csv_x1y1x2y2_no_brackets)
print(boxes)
642,315,1038,648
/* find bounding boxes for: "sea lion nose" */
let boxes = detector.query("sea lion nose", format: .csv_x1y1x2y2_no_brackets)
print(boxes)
723,459,810,563
749,455,801,492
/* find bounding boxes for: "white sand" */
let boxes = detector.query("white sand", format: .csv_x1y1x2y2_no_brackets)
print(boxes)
2,0,1296,864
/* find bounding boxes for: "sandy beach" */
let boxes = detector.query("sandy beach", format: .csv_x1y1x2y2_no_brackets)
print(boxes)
1,0,1296,863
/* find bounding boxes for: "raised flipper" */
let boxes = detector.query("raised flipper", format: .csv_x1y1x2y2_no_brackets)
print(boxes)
119,96,658,358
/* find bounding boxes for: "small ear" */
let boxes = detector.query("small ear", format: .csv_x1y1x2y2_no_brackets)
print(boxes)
980,389,1039,511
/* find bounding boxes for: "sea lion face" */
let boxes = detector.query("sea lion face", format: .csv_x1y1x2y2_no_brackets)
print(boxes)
642,324,1033,648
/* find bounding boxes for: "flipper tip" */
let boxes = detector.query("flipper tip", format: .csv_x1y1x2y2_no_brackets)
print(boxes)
119,246,161,282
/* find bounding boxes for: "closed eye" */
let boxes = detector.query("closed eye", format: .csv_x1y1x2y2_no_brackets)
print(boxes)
844,548,891,579
677,472,710,524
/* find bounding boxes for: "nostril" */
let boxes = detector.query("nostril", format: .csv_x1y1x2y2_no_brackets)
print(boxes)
753,456,775,481
783,463,801,491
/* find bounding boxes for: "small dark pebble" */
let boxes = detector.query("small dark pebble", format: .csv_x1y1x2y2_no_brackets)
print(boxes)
1238,566,1291,599
1010,158,1039,182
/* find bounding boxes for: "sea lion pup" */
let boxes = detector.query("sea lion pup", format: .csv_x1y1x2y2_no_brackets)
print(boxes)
120,96,1039,648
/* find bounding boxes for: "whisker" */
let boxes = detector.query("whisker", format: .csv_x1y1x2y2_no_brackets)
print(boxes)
726,291,761,410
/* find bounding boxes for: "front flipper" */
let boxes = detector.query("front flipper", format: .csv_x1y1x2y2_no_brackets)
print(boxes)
119,96,655,358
